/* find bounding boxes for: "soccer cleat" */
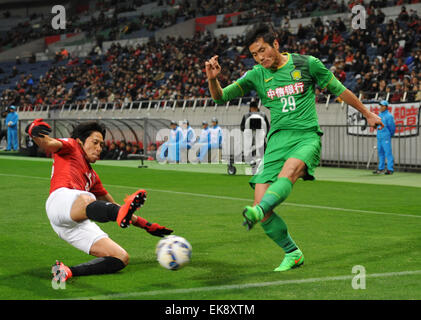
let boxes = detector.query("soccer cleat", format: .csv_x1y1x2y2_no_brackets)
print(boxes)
52,260,72,282
274,249,304,272
117,189,147,228
242,205,264,230
385,170,394,175
373,169,385,174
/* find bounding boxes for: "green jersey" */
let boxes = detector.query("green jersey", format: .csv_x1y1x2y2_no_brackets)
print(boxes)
214,53,346,138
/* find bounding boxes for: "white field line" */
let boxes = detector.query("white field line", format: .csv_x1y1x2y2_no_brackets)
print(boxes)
0,173,420,219
68,269,421,300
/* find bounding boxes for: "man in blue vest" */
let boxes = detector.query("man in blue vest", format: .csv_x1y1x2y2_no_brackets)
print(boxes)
209,117,223,163
5,105,19,151
168,120,183,163
181,119,196,163
373,100,396,175
197,121,211,163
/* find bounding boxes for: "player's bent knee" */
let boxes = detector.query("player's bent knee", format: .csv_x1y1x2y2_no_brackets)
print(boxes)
70,194,96,222
90,238,129,265
278,159,307,184
119,251,130,266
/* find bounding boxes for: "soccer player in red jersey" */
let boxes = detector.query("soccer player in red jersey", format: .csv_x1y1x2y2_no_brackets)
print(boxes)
26,119,173,282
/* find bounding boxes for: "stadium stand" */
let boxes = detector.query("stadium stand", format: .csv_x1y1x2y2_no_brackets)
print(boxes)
0,0,420,114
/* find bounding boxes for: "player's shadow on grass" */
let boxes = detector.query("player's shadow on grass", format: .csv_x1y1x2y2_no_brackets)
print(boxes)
130,256,268,289
0,265,136,299
188,259,271,286
0,266,59,299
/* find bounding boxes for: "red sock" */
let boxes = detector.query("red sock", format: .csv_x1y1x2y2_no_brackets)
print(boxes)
133,216,160,232
132,216,148,228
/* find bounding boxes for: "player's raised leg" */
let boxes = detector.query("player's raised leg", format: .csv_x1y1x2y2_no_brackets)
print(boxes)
70,189,147,228
243,158,304,228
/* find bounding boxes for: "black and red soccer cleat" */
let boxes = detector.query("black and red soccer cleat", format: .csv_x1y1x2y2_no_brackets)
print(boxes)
116,189,147,228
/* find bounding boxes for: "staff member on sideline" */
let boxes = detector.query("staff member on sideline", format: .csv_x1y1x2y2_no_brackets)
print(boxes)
373,100,396,175
5,105,19,151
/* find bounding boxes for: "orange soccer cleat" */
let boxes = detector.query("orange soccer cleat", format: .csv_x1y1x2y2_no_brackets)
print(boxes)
116,189,147,228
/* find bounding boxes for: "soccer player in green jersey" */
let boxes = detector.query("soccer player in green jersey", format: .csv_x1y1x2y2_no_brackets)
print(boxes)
205,24,384,272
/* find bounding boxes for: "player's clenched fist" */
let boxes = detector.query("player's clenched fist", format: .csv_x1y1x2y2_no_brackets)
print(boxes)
205,55,221,80
25,118,52,138
366,111,384,130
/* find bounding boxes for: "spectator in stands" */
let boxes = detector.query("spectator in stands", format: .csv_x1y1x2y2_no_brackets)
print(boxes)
394,58,409,80
2,1,420,109
377,79,388,99
406,83,417,102
414,85,421,102
397,6,409,22
11,66,18,78
123,93,132,108
376,8,386,24
390,82,404,103
60,48,69,60
352,74,364,95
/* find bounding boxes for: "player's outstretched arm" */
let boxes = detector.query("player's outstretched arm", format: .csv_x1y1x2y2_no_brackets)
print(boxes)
339,89,384,129
26,118,63,153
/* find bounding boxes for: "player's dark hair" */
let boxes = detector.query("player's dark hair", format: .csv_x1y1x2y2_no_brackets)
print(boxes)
71,121,106,143
244,23,278,48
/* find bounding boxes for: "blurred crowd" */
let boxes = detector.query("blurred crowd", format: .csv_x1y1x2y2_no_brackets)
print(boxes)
100,139,158,160
0,0,415,50
0,1,420,112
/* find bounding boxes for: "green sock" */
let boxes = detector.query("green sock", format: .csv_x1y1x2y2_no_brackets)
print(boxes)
259,177,293,214
261,212,298,253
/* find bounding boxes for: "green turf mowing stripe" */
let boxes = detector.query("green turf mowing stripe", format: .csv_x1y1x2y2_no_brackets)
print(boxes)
0,172,420,220
68,269,421,300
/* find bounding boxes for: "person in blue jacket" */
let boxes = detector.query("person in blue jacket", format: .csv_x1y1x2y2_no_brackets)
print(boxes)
197,121,211,162
5,105,19,151
167,120,183,163
373,100,396,175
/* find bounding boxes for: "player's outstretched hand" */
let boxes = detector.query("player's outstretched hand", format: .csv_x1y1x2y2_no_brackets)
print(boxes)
205,55,221,80
26,118,52,137
366,112,384,130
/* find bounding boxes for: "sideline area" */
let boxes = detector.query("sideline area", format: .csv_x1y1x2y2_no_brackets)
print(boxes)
1,154,420,188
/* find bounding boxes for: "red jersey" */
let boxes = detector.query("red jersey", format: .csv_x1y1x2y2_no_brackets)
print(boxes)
49,138,108,197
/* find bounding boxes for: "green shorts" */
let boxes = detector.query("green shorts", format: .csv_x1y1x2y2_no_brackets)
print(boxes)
249,130,321,189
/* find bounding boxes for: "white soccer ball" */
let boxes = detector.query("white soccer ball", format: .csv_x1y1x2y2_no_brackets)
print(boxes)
156,235,192,270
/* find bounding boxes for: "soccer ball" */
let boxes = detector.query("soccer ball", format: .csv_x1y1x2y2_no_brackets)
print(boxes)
156,235,192,270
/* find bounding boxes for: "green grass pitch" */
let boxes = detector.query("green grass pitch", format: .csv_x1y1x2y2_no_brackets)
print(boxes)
0,156,420,300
